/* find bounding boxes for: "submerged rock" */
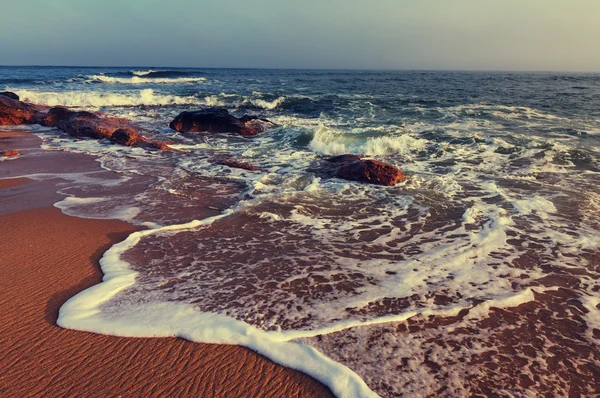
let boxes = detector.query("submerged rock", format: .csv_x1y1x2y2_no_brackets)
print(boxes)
1,150,20,157
169,108,276,136
0,95,47,126
213,157,266,172
312,154,405,186
0,91,19,101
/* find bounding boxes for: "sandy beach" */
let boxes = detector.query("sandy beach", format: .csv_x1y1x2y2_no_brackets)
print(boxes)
0,131,332,397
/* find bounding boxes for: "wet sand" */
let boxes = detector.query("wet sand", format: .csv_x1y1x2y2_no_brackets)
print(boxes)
0,131,332,397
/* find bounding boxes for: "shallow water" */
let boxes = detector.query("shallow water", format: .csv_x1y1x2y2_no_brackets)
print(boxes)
3,67,600,396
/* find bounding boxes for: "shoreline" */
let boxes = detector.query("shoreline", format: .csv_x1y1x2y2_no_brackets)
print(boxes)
0,131,333,397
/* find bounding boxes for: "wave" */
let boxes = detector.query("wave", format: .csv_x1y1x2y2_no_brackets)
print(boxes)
309,124,429,157
131,69,158,76
130,70,203,79
87,74,207,85
244,96,286,110
201,93,286,110
14,88,202,108
13,88,285,112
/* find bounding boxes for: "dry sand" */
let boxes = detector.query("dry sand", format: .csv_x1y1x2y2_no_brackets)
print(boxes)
0,131,332,397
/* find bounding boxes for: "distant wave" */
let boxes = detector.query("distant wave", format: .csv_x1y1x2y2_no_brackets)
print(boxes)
86,74,207,84
131,69,157,76
130,70,202,79
14,88,203,108
247,96,286,110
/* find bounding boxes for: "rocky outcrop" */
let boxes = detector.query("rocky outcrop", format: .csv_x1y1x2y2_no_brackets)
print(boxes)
0,95,172,150
0,95,47,126
213,157,265,172
0,91,19,101
1,150,20,157
41,107,171,149
169,108,276,137
311,154,405,186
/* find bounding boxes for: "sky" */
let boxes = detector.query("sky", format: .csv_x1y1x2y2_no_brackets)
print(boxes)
1,0,599,71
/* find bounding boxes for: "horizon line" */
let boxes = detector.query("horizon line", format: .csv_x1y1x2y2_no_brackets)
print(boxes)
1,64,599,74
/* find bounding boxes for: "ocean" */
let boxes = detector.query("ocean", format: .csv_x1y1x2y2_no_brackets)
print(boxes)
2,66,600,396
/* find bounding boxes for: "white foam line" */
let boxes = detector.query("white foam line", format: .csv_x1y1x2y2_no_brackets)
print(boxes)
271,288,538,341
58,209,376,398
58,205,543,398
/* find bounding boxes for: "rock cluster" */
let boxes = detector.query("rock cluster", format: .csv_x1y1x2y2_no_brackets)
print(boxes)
0,93,170,150
1,92,407,185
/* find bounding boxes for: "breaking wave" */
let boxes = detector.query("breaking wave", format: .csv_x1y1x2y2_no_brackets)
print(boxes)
308,124,430,157
87,74,207,84
13,88,202,108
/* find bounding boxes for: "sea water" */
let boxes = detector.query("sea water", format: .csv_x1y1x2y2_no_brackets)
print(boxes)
2,66,600,397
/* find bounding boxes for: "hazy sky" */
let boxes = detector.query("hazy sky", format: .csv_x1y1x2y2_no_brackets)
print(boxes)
1,0,599,71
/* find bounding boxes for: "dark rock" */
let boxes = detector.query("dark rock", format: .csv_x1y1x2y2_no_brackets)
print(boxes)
1,150,20,157
312,154,405,186
0,96,47,126
169,108,276,136
213,157,265,172
0,91,19,101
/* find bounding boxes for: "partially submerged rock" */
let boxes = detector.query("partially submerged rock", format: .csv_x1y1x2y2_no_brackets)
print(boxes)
110,129,145,146
0,95,47,126
312,154,405,186
42,108,117,139
213,157,265,172
169,108,276,137
42,107,171,150
0,95,172,150
1,150,20,157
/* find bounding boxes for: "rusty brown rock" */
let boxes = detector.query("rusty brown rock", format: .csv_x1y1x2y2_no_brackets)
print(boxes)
2,100,170,151
335,159,405,186
42,107,169,150
43,107,117,140
110,129,145,147
0,96,47,126
312,154,406,186
1,150,20,157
